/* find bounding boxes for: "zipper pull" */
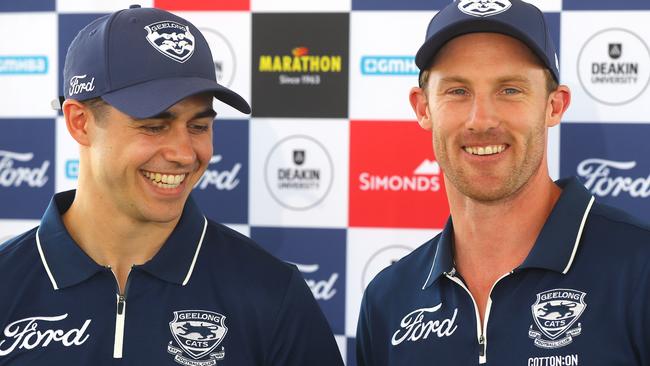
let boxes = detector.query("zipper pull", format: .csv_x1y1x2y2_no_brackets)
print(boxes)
117,295,126,315
478,334,486,357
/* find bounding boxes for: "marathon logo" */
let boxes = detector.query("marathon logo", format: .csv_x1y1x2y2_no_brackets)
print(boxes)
259,47,342,73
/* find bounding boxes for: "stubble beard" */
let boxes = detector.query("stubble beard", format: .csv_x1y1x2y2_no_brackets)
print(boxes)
432,118,548,204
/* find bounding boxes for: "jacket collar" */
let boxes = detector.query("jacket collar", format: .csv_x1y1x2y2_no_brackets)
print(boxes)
422,177,595,289
37,190,207,290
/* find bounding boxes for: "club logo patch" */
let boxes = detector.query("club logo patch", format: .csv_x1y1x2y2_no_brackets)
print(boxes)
168,310,227,366
457,0,512,17
529,289,586,349
145,21,195,63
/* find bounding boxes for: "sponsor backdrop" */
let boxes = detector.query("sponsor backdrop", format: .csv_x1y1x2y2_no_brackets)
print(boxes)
1,0,649,364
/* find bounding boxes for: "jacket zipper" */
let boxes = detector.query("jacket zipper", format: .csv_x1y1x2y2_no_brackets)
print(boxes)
445,269,512,364
108,266,133,359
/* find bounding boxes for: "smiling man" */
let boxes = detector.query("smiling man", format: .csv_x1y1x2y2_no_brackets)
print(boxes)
0,6,343,366
356,1,650,365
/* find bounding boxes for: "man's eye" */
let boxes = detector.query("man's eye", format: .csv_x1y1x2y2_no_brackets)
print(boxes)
449,88,468,96
503,88,521,95
142,125,165,133
190,124,210,133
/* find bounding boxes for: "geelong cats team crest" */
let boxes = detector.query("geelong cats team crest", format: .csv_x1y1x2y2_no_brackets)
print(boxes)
145,21,195,63
529,289,587,349
457,0,512,17
168,310,228,366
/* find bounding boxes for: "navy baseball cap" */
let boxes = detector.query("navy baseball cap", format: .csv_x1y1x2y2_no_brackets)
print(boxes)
415,0,559,82
58,5,250,118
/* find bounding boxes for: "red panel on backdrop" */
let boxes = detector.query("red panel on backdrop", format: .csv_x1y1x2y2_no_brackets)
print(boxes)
154,0,249,11
349,121,450,228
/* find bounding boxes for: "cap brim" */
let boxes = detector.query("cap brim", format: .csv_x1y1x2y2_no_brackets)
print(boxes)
101,77,251,119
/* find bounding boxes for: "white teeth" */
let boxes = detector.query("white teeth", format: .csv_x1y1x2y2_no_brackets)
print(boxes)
142,170,186,189
464,145,506,156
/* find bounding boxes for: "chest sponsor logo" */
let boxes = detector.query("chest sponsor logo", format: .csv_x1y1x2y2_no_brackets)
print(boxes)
0,314,91,356
391,303,458,346
168,310,227,366
145,21,195,63
458,0,512,17
529,289,586,349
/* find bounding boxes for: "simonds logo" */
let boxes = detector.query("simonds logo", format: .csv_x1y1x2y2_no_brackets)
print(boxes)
577,158,649,198
359,159,441,192
0,151,49,188
195,155,241,191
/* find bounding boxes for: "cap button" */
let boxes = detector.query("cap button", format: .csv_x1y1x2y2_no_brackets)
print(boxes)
129,4,141,8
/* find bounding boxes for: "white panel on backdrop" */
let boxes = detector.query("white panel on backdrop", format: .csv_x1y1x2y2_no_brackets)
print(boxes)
0,13,57,118
349,12,433,120
0,220,39,244
522,0,562,12
345,227,440,337
223,223,250,237
55,116,80,193
548,124,560,181
561,11,650,122
249,118,349,228
56,0,154,13
334,335,347,365
177,12,252,119
251,0,350,12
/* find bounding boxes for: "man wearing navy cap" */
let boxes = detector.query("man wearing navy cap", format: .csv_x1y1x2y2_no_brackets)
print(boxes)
0,5,343,365
357,0,650,365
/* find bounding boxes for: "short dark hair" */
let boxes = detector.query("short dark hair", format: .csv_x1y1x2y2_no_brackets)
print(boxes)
418,68,559,95
80,97,110,121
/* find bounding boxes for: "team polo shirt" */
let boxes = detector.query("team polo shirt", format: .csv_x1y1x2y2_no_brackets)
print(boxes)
0,190,343,366
357,177,650,366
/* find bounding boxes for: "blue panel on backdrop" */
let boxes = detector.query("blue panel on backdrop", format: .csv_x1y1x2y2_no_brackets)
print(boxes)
58,13,107,111
250,227,346,334
564,0,650,10
0,119,55,219
352,0,448,10
192,119,249,224
0,0,54,11
560,123,650,222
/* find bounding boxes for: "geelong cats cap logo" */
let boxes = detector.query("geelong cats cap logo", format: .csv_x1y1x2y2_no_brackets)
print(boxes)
145,21,195,63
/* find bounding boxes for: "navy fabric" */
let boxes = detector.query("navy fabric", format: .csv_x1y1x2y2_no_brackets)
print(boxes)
62,6,250,116
0,191,343,365
357,177,650,365
415,0,559,82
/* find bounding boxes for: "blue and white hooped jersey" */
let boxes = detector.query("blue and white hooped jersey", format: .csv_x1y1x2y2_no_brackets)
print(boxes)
357,177,650,366
0,190,344,366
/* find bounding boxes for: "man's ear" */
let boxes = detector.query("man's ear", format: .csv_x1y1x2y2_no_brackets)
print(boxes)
62,100,93,146
547,85,571,128
409,87,432,130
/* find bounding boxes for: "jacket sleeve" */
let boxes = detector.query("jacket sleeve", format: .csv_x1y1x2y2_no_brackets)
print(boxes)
265,267,344,366
356,289,375,366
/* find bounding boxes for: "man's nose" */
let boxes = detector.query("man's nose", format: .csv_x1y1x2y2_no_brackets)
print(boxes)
162,128,196,166
466,94,499,132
